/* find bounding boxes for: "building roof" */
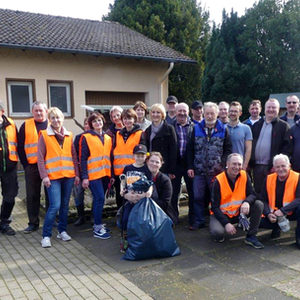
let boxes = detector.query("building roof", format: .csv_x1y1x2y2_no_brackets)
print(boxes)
0,8,196,64
269,92,300,108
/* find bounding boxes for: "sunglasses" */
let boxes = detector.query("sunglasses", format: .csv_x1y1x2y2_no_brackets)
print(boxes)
287,101,298,104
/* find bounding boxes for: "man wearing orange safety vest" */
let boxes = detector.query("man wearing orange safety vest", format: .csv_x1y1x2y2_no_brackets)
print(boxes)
18,101,48,234
210,153,264,249
0,102,18,236
260,154,300,249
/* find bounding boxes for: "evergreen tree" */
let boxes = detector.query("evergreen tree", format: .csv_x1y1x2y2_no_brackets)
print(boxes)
104,0,210,102
201,0,300,113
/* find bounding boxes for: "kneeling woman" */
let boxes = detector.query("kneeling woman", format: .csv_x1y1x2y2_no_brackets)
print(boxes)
146,152,176,223
80,112,113,239
38,107,80,248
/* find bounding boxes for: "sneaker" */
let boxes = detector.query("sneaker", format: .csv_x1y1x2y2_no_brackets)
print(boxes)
244,235,264,249
23,224,39,234
1,224,16,236
271,228,281,239
94,227,111,239
102,223,111,233
41,237,51,248
57,231,71,241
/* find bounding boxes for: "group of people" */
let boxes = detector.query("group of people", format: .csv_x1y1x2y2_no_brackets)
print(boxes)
0,93,300,252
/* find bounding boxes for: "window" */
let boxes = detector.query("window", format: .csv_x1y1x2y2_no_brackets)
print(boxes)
48,81,73,117
7,80,35,117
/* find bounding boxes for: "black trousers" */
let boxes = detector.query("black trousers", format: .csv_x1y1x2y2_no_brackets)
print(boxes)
171,162,194,225
0,167,18,225
25,164,48,226
209,200,264,239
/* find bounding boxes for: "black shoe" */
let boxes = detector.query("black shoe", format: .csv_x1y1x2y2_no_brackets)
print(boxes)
23,225,39,234
1,224,16,236
74,216,85,226
296,238,300,249
271,228,281,239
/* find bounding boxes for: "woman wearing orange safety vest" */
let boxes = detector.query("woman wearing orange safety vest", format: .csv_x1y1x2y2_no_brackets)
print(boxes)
113,108,144,208
38,107,80,248
80,112,113,239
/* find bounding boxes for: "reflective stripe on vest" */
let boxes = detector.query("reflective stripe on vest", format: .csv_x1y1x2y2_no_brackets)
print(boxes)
41,130,75,180
266,170,299,215
216,170,247,218
81,133,112,180
24,118,38,164
113,130,142,175
6,117,18,162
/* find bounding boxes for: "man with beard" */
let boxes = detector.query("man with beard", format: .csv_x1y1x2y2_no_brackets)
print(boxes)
187,102,232,229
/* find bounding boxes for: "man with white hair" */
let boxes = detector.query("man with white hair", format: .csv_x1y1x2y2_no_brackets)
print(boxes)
187,102,232,230
250,98,291,194
170,102,194,225
280,95,300,127
260,154,300,248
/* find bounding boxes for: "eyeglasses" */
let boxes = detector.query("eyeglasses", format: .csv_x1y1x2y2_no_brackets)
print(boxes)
287,101,298,104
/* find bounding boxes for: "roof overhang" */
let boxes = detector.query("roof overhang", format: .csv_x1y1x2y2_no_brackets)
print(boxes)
0,43,197,64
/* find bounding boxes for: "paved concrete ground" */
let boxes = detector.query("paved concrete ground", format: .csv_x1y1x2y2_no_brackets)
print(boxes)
2,193,300,299
0,198,152,300
68,206,300,300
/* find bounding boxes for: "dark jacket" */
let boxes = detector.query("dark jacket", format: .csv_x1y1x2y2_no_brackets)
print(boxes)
187,119,232,177
143,121,177,174
280,112,300,123
250,117,291,169
290,121,300,172
151,171,176,223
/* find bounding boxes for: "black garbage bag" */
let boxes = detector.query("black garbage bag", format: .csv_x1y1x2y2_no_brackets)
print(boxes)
123,197,180,260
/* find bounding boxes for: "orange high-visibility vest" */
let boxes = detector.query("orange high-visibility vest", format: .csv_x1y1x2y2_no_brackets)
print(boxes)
266,170,299,215
40,129,75,180
216,170,247,218
113,130,142,175
81,133,112,180
24,118,39,164
6,117,18,162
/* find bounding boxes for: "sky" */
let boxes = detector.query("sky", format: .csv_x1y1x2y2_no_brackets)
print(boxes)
0,0,257,25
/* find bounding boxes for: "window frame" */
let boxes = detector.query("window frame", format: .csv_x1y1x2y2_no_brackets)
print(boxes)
47,80,74,118
6,78,36,118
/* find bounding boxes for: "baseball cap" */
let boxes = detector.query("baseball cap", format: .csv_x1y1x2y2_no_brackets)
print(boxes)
191,100,203,110
166,95,178,104
133,144,147,154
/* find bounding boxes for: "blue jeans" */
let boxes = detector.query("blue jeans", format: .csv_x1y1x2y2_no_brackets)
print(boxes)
193,175,212,226
89,178,105,226
42,177,74,238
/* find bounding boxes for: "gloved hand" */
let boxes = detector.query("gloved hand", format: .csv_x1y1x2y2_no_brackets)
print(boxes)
238,213,250,231
105,182,116,199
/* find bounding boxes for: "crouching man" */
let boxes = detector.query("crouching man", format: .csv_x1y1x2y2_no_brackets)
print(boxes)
260,154,300,248
210,153,264,249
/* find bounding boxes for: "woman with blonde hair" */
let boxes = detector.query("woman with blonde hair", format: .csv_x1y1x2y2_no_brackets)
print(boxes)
143,103,177,176
38,107,80,248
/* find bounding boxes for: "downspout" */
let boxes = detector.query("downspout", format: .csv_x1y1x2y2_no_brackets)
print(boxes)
159,62,174,103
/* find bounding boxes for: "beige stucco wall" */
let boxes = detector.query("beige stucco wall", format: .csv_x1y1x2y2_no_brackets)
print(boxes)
0,47,170,135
